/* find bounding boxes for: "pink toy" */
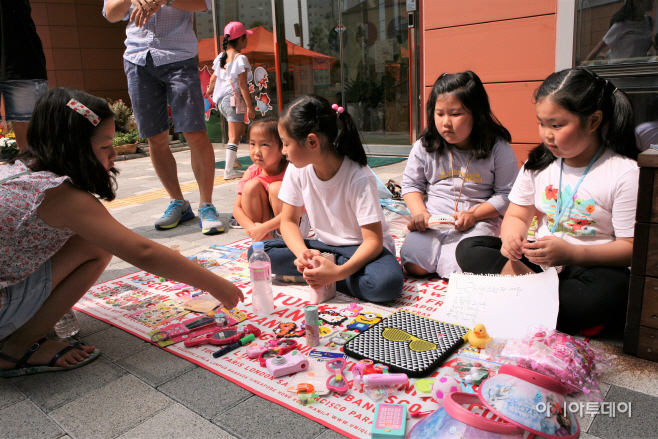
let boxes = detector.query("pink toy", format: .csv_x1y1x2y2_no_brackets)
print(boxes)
362,373,408,387
331,103,344,114
340,302,362,317
266,350,309,377
431,374,461,408
496,325,614,400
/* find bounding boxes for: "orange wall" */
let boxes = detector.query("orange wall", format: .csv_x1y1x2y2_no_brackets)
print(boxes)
422,0,558,165
31,0,130,104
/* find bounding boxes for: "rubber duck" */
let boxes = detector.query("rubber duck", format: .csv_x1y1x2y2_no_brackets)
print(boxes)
467,324,492,349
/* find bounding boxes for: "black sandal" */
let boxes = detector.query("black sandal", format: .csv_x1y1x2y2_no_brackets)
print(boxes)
0,337,100,378
386,179,403,200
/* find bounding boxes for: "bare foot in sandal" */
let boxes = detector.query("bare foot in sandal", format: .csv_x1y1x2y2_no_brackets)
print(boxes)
0,337,96,370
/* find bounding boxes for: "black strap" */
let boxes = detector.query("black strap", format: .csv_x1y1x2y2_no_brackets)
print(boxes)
0,337,49,369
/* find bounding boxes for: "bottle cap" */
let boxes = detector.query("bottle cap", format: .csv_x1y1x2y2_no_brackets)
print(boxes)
252,241,265,251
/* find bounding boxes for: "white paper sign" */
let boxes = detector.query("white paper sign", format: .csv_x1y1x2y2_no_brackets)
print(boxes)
430,268,560,339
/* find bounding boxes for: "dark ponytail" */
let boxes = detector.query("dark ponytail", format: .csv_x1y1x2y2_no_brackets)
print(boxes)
280,94,368,166
526,68,637,171
219,34,230,69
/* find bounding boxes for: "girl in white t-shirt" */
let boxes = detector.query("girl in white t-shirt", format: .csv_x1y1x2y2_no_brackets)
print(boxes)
249,95,403,303
585,0,655,61
207,21,256,180
456,68,640,336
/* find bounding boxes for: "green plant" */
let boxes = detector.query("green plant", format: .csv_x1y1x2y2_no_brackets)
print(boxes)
108,99,132,133
0,137,19,156
113,128,144,146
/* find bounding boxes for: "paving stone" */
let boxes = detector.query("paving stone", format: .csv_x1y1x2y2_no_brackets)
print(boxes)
116,344,197,387
568,383,611,434
79,326,149,361
117,403,236,439
49,375,173,439
588,385,658,439
592,341,658,398
0,399,64,439
157,367,253,420
313,429,350,439
10,357,126,413
74,310,111,337
0,378,25,409
213,395,325,439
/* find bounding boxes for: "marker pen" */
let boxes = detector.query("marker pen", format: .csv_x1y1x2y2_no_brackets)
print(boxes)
212,333,256,358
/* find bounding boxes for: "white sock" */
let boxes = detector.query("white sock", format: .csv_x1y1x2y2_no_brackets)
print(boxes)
225,144,238,173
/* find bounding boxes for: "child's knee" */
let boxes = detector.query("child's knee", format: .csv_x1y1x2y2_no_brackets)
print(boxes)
243,178,265,197
404,262,430,277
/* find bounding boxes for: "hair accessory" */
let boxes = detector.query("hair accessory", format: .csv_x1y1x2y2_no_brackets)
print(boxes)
66,99,100,126
613,88,618,94
331,103,344,115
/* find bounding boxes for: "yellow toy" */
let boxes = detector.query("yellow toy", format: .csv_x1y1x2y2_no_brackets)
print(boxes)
467,324,492,349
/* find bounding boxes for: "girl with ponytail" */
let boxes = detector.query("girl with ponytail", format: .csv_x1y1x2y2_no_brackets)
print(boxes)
207,22,255,180
456,68,640,335
248,94,403,302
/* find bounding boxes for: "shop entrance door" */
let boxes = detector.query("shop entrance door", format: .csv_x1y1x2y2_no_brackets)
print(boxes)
272,0,417,155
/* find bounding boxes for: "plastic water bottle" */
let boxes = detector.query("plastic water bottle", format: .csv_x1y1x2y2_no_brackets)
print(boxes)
249,242,274,316
54,309,80,338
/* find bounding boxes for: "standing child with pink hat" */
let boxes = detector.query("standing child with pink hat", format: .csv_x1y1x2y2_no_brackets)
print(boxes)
207,22,257,180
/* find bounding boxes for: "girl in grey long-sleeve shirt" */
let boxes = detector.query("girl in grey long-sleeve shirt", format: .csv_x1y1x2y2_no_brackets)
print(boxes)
400,71,519,279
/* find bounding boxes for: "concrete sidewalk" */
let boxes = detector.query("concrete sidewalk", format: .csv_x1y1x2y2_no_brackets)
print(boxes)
2,145,658,439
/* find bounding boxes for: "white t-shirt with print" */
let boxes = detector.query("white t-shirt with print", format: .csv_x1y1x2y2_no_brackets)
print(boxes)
212,54,252,104
278,157,396,254
509,148,639,245
603,16,655,59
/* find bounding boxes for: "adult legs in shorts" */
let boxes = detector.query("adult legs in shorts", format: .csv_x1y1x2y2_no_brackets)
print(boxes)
0,79,49,151
255,239,404,302
0,235,111,371
455,236,630,333
125,56,220,231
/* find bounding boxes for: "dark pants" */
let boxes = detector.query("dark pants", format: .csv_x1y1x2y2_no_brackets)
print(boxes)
249,239,404,303
455,236,630,333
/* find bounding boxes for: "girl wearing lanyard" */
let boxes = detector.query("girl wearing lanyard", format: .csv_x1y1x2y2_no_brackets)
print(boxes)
456,68,640,336
400,71,519,280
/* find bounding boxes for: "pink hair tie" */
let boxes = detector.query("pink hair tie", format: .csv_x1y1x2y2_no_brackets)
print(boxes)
331,103,344,115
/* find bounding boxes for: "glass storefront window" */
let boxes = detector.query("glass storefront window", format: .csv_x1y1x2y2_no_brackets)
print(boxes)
576,0,658,151
203,0,415,149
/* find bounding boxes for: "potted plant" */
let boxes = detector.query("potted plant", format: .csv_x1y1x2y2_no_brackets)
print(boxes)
0,123,19,159
112,128,143,155
108,99,133,132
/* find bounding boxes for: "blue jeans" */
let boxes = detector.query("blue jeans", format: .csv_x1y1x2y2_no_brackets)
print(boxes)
0,79,49,122
251,239,404,303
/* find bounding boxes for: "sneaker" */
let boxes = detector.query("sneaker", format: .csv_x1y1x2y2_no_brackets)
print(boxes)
229,216,243,229
224,169,244,180
198,203,224,235
233,159,244,170
155,200,195,230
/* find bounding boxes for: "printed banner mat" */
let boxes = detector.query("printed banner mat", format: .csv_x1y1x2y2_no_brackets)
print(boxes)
76,236,495,439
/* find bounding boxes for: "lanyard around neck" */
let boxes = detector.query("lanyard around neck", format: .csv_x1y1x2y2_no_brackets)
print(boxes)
448,149,472,213
551,147,604,234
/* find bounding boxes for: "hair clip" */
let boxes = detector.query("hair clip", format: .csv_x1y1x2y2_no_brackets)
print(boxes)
613,88,618,94
331,103,344,115
66,99,101,126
